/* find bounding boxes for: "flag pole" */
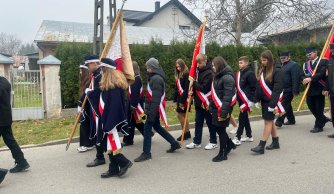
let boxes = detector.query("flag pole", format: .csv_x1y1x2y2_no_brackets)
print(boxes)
297,22,334,112
180,16,207,145
66,1,127,151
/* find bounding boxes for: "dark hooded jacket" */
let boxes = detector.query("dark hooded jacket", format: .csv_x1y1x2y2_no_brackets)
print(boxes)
193,65,213,109
0,76,12,127
210,65,236,128
145,67,166,123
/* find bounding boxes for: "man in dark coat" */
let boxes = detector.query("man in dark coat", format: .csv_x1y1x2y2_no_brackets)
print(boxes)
275,51,301,127
323,43,334,138
0,76,30,173
134,58,181,162
302,47,329,133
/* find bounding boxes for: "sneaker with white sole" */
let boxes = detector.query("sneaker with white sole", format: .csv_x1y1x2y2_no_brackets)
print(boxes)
229,127,238,134
232,138,242,146
204,143,218,150
86,146,95,150
240,137,254,142
77,146,88,152
186,142,201,149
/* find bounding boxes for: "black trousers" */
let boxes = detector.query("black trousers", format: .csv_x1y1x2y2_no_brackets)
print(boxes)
236,111,252,139
330,96,334,128
276,92,295,124
0,126,26,164
307,95,327,128
123,114,144,144
79,118,94,147
216,127,229,153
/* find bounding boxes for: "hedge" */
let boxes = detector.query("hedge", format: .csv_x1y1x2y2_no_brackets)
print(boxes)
56,40,325,108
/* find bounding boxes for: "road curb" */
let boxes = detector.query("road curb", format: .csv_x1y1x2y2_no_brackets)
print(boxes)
0,109,326,152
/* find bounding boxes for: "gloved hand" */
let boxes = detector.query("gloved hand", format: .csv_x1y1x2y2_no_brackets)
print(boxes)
85,88,93,94
249,102,254,108
255,102,260,109
268,107,275,112
77,106,82,113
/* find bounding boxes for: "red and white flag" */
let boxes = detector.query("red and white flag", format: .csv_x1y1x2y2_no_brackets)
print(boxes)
324,33,334,59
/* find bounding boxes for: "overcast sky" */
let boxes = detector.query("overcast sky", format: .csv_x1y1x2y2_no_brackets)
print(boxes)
0,0,333,44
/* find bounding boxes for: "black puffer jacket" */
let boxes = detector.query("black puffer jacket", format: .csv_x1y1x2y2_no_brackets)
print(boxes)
173,72,190,113
210,65,236,128
236,66,257,105
254,65,284,109
193,65,213,109
145,67,166,123
0,76,12,127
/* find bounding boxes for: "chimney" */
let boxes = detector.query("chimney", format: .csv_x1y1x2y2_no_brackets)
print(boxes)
155,1,161,11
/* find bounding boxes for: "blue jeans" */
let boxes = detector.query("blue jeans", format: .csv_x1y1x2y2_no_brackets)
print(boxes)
143,115,177,154
193,108,217,145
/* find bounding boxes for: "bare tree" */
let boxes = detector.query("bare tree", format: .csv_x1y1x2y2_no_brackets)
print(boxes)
184,0,331,45
0,32,22,55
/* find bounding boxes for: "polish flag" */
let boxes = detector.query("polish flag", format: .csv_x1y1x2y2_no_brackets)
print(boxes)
324,33,334,59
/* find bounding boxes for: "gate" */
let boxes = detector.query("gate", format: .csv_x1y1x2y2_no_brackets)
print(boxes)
9,69,44,120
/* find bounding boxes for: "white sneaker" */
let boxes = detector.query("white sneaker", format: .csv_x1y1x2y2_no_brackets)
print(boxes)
232,138,242,146
229,127,238,134
77,146,88,152
204,143,218,150
86,146,95,150
240,137,254,142
186,142,201,149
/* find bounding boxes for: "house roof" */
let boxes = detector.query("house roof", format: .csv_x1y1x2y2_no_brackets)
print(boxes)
134,0,202,27
0,54,14,64
34,20,192,46
123,10,152,23
37,55,61,65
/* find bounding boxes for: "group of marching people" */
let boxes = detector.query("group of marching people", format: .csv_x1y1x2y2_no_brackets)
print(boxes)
76,44,334,178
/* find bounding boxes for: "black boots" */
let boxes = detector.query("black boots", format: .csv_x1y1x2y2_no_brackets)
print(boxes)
87,158,106,167
226,138,237,155
266,137,280,150
251,140,266,154
177,131,191,141
0,168,8,184
212,147,228,162
134,153,152,162
101,154,132,178
166,142,181,153
9,160,30,173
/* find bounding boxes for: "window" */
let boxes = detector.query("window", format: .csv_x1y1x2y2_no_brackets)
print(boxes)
179,25,191,30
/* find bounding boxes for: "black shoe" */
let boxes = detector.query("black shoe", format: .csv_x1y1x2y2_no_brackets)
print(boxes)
166,142,181,153
101,170,119,178
0,168,8,184
226,138,237,155
134,153,152,162
177,131,191,141
9,161,30,173
251,140,266,154
212,150,228,162
86,158,106,167
283,121,295,125
122,142,134,147
310,128,323,133
275,121,283,127
328,134,334,138
266,137,280,150
118,161,133,177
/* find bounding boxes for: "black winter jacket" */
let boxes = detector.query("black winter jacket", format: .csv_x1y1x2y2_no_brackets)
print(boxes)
236,66,257,105
193,65,213,109
324,55,334,96
145,67,166,123
173,72,190,112
210,65,236,128
254,66,284,109
281,60,301,95
0,76,12,127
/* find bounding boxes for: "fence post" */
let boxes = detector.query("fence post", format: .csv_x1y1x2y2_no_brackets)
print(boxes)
37,55,62,118
0,54,13,79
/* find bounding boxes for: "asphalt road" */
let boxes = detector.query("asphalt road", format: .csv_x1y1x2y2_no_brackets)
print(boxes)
0,114,334,194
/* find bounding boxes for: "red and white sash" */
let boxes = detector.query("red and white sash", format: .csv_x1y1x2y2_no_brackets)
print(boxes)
128,86,145,123
259,73,285,113
211,82,236,117
195,90,211,109
236,71,251,112
176,78,189,106
306,61,326,86
99,94,122,153
146,84,168,128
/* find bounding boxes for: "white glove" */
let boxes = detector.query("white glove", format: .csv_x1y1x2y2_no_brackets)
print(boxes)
248,102,254,108
77,106,82,113
85,88,93,94
268,107,275,112
255,103,260,109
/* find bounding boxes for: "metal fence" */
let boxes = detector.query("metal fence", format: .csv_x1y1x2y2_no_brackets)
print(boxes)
9,69,44,120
